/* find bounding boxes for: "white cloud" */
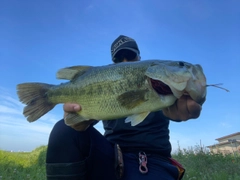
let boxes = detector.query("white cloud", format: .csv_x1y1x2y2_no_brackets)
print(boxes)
0,94,23,106
0,87,58,151
0,92,23,115
0,87,105,151
0,105,22,115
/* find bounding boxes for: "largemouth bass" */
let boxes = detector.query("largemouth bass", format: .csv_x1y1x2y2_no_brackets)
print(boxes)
17,60,207,126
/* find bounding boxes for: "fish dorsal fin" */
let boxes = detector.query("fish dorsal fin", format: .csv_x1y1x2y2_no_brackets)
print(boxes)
125,112,150,126
56,66,92,80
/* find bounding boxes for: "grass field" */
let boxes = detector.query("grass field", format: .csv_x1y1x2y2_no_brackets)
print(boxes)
172,145,240,180
0,146,46,180
0,145,239,180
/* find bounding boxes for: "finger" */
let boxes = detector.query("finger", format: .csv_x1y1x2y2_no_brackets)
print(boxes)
162,103,180,120
177,96,202,120
187,98,202,119
175,96,189,120
63,103,81,113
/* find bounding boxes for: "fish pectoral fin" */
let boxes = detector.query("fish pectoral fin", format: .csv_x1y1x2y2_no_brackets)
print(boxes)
56,66,93,80
64,113,89,126
125,112,150,126
117,90,149,109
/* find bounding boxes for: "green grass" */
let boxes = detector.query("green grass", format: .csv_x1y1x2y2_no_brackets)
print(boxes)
172,144,240,180
0,146,46,180
0,145,240,180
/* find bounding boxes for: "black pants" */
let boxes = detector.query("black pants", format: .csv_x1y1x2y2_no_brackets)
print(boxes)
46,120,179,180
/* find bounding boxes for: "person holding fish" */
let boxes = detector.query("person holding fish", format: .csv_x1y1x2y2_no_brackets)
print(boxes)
44,35,203,179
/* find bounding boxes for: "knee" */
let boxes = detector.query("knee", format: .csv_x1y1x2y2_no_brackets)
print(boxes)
48,119,91,147
46,119,92,163
50,119,74,138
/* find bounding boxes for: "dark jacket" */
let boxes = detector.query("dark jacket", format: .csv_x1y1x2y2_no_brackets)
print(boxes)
103,111,174,157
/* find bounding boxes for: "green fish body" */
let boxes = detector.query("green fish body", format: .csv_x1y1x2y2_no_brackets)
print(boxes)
17,60,207,126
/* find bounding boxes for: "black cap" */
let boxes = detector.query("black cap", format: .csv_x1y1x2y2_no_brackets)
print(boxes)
111,35,140,60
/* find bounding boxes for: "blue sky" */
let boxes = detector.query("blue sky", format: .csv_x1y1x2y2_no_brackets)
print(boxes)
0,0,239,152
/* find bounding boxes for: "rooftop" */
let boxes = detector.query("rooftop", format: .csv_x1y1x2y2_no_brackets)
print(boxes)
216,132,240,141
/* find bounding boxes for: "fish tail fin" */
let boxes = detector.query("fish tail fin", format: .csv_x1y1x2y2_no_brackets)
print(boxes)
17,83,56,122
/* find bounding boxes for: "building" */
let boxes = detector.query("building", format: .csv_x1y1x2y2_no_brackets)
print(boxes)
207,132,240,155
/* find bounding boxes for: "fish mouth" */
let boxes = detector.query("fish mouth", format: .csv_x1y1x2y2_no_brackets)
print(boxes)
150,78,173,95
150,78,206,105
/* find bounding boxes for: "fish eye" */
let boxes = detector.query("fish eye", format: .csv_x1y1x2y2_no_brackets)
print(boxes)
178,61,185,66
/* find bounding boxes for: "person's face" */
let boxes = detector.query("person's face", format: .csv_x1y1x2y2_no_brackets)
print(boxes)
114,49,141,63
122,54,141,62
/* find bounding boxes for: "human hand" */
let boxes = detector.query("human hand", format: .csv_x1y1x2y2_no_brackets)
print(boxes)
63,103,81,118
162,96,202,121
63,103,93,131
